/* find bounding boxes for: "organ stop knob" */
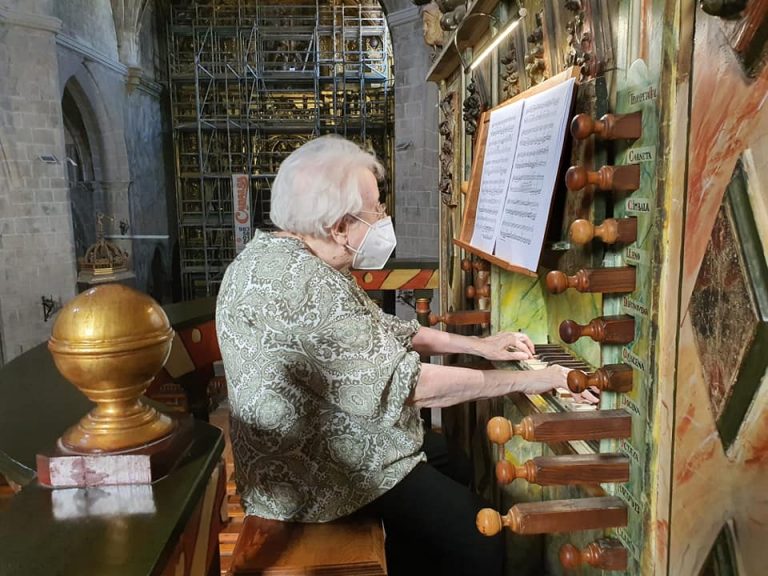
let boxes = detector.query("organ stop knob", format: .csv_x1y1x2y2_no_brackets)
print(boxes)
545,268,636,294
560,538,628,571
495,454,629,485
486,410,631,444
569,217,638,245
570,112,642,141
477,497,627,536
565,164,640,192
568,364,634,393
559,315,635,344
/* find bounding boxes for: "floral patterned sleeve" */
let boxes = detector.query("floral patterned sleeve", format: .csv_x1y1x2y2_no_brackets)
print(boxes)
301,275,422,421
373,308,422,351
343,280,422,351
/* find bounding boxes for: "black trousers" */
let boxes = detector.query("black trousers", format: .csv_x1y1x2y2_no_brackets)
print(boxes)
357,431,505,576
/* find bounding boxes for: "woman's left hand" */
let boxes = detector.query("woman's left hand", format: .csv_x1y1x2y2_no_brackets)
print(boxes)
473,332,536,361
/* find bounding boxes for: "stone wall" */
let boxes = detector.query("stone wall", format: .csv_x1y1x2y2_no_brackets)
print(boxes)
0,1,76,362
53,0,119,60
383,0,440,260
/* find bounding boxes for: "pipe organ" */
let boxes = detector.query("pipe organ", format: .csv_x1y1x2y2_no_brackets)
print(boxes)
426,0,768,574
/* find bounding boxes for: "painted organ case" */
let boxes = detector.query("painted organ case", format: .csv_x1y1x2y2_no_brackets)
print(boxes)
426,0,768,574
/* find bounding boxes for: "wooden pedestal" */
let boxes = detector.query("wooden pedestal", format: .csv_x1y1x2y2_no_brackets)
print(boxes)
36,414,195,487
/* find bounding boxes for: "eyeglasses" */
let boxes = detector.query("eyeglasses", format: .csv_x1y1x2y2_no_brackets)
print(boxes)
357,202,388,222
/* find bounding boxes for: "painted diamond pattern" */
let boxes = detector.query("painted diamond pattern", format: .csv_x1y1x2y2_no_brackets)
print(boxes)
689,158,768,449
690,200,758,421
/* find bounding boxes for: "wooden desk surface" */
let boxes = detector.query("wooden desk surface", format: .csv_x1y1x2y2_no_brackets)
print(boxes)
0,300,223,575
0,422,223,575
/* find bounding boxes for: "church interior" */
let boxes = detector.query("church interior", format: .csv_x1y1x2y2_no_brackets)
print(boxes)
1,0,767,575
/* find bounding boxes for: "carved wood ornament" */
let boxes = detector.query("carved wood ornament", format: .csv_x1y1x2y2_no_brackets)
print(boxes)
439,91,458,206
525,10,547,85
462,78,483,137
501,41,521,100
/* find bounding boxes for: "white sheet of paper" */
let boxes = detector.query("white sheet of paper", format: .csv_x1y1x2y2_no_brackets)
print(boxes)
469,100,525,254
495,78,576,271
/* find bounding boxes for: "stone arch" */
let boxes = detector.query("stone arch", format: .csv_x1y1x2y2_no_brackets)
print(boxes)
56,63,133,266
59,73,129,185
61,80,100,261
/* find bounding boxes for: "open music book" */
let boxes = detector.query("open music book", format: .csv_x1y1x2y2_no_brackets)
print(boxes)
468,77,576,273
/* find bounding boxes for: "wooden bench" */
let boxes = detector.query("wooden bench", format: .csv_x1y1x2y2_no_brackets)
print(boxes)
229,514,387,575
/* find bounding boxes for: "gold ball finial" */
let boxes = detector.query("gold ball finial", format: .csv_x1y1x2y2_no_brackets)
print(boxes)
48,284,176,453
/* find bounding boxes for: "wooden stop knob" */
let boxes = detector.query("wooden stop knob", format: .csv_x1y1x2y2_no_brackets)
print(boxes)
570,218,638,245
545,271,570,294
560,543,582,569
565,165,590,191
546,268,636,294
559,316,635,344
568,364,634,393
495,460,519,484
560,538,628,570
570,114,600,140
568,370,590,394
566,165,640,192
487,416,515,444
415,298,430,312
466,284,490,299
570,112,642,141
478,498,626,537
567,369,591,393
559,319,583,344
461,258,489,272
569,219,595,244
476,508,504,536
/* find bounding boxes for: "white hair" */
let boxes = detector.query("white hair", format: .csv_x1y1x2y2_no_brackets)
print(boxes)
270,135,385,237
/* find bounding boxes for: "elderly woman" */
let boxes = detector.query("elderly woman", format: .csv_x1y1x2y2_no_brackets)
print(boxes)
216,135,574,576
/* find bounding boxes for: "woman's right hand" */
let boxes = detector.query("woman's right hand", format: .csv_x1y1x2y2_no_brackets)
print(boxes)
519,365,599,404
519,364,572,395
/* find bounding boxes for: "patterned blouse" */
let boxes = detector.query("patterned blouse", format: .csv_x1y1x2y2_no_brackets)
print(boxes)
216,229,425,522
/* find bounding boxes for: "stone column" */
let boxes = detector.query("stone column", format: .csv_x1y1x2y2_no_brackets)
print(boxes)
110,0,149,89
0,3,78,361
388,4,440,259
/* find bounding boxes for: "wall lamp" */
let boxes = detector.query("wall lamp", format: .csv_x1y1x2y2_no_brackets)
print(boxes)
454,8,528,73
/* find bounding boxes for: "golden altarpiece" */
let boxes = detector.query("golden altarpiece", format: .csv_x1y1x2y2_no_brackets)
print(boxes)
422,0,768,574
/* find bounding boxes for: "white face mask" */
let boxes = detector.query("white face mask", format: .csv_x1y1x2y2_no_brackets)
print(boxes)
347,215,397,269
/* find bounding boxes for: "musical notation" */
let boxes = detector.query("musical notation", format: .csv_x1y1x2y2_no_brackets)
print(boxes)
470,100,525,254
495,79,575,270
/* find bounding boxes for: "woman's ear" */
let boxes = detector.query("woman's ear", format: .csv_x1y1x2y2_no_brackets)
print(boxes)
329,217,349,246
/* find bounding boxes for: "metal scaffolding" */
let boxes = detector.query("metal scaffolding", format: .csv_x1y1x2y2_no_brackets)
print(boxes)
168,0,394,299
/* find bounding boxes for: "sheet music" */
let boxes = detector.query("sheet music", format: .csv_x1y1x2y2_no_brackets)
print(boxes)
469,100,525,254
495,78,576,270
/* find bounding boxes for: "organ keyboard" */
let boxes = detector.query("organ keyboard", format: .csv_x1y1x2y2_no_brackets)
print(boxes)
518,343,600,410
